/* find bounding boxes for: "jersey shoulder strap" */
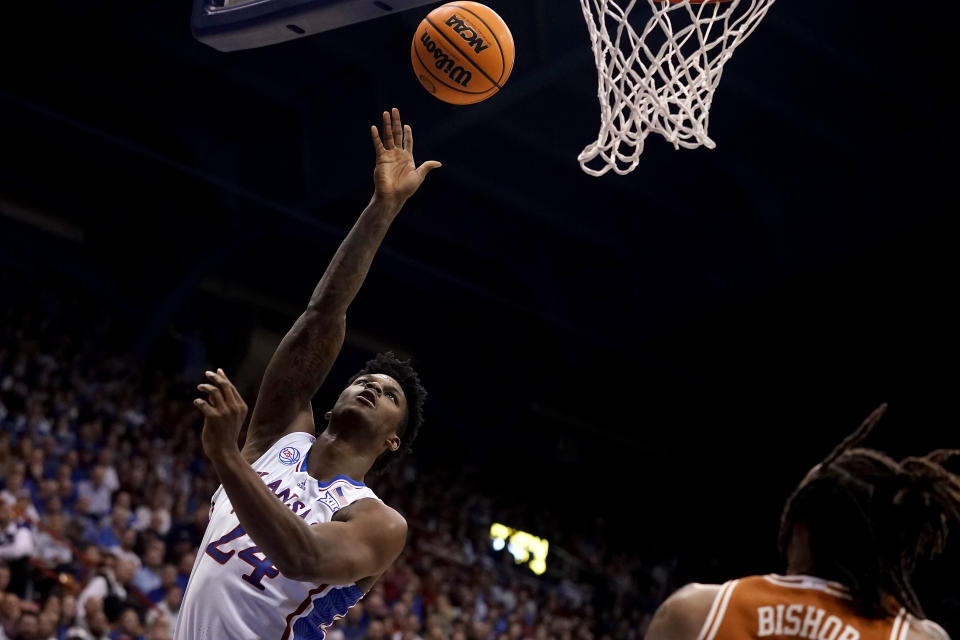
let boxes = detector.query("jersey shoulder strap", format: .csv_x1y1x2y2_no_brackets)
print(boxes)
695,579,741,640
251,431,316,472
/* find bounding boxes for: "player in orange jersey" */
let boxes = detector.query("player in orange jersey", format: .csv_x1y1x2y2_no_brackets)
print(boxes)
646,405,958,640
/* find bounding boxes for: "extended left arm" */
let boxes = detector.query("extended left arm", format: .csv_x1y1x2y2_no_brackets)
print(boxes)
240,109,441,463
196,369,407,584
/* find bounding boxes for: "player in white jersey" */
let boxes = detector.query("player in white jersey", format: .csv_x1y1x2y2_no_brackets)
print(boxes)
174,108,440,640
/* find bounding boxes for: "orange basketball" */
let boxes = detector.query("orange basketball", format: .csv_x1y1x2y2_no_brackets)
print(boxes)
411,2,515,105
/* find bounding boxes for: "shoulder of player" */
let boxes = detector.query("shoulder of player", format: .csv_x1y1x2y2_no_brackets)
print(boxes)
241,409,316,464
909,619,951,640
647,583,722,640
334,498,407,534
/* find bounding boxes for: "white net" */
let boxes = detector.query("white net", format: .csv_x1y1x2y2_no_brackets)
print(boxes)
579,0,776,176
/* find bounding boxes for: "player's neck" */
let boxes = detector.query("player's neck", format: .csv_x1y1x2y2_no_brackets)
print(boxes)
784,522,816,577
306,431,373,484
785,546,819,577
784,559,817,577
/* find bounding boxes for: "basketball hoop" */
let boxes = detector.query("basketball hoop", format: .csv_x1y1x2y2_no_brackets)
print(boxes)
578,0,776,176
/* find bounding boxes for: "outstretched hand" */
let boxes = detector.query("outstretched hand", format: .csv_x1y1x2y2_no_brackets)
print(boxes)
195,368,248,462
371,108,441,207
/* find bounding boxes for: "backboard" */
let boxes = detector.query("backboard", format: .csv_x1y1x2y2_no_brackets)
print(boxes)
193,0,440,52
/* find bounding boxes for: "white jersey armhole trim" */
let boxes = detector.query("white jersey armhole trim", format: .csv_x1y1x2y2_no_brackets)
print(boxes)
890,609,907,640
899,614,913,640
696,580,739,640
250,431,315,470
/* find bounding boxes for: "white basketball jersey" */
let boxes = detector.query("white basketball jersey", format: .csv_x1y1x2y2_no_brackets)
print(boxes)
174,432,381,640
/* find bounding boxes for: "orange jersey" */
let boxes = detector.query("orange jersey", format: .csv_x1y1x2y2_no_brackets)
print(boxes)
697,575,940,640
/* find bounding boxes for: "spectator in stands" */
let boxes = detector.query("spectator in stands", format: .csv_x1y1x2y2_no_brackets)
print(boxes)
173,553,192,595
93,452,119,497
32,480,58,518
338,603,367,640
55,466,77,513
12,610,39,639
367,619,388,640
163,510,204,565
1,466,26,507
75,467,112,520
75,555,136,624
114,606,145,639
65,604,111,640
132,492,170,538
145,586,180,637
112,528,141,571
0,434,9,474
70,498,98,545
59,593,78,631
33,513,73,570
1,466,39,523
130,541,163,598
145,566,177,605
38,610,59,640
144,614,173,640
0,501,34,598
0,593,21,639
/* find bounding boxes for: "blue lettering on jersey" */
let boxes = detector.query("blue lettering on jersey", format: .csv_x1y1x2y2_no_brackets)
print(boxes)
276,486,296,503
279,446,302,465
317,490,341,513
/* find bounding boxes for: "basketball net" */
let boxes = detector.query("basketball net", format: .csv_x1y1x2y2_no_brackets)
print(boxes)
579,0,776,176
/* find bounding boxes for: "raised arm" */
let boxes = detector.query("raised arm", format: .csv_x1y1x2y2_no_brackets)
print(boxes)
242,108,441,462
197,370,407,585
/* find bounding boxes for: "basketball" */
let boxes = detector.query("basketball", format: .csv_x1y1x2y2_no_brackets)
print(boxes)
411,2,515,105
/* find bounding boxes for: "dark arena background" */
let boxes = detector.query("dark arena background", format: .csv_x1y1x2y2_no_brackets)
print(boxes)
0,1,957,639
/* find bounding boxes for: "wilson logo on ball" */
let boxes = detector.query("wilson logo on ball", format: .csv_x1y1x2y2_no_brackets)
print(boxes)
419,32,474,87
444,14,489,54
411,1,515,105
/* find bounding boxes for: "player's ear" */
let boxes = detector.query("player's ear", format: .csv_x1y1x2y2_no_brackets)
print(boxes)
324,411,332,421
387,434,400,452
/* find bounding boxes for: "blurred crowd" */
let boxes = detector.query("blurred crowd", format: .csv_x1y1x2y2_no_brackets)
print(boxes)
0,279,679,640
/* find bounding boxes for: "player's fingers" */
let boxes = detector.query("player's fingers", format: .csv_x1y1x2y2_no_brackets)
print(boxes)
205,369,231,388
381,111,393,149
391,108,403,148
204,370,222,389
201,376,226,407
193,398,215,416
417,160,442,179
370,125,384,152
217,368,245,408
199,385,225,409
403,124,413,153
214,367,235,391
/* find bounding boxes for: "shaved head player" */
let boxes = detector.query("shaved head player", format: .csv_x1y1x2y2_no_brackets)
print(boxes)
174,109,440,640
646,406,957,640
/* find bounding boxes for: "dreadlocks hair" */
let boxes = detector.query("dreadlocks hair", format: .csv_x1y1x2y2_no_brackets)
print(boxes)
778,404,960,619
347,351,426,475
